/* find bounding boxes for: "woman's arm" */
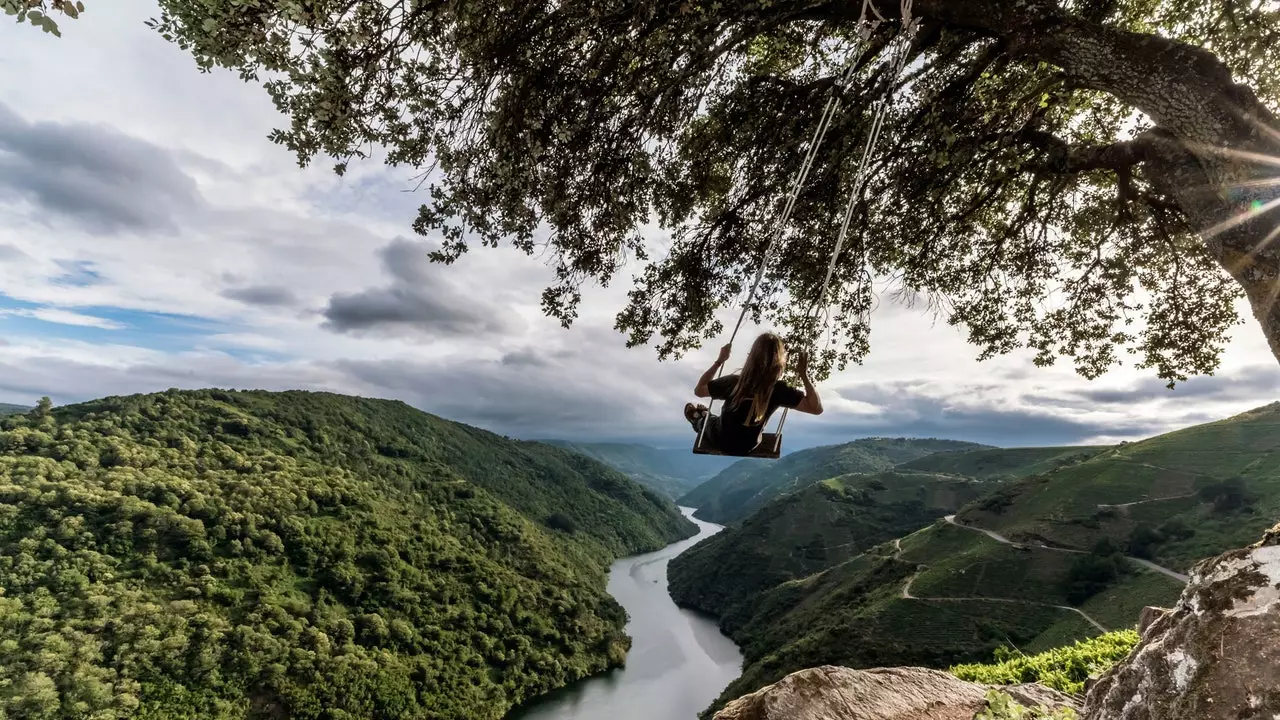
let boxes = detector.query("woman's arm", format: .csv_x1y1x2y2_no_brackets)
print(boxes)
695,343,733,397
793,353,824,415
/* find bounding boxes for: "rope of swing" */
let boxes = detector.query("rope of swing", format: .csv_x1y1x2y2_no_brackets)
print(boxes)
696,0,918,451
775,3,918,438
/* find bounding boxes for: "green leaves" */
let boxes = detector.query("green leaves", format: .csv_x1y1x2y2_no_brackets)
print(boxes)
951,630,1140,695
5,1,86,36
131,0,1278,384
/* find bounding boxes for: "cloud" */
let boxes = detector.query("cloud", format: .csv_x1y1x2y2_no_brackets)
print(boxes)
0,102,204,234
798,380,1152,447
221,285,299,308
0,244,29,262
51,259,104,287
1072,365,1280,406
321,238,521,338
500,349,553,367
0,306,124,330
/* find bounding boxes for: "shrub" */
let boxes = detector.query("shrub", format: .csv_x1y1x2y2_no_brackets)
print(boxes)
950,630,1139,695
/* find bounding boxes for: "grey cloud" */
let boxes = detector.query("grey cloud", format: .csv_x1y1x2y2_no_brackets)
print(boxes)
0,102,204,234
815,381,1160,448
1072,365,1280,406
0,244,29,262
501,349,551,367
322,238,520,337
221,285,299,307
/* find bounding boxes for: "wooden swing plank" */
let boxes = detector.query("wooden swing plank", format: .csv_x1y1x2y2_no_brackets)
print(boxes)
692,432,782,460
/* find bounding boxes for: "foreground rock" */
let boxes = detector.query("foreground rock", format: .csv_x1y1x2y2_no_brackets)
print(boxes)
711,666,1076,720
1083,522,1280,719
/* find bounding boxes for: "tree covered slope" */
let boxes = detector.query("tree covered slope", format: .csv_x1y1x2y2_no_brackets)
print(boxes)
0,389,696,720
668,470,998,618
897,445,1110,480
695,519,1183,718
678,438,989,524
0,403,29,416
957,402,1280,572
539,440,738,500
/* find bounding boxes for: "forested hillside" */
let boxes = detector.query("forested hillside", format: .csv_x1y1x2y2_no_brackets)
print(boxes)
0,389,696,720
679,438,987,524
0,402,29,416
670,408,1280,718
540,441,737,499
695,519,1183,717
897,445,1108,479
958,402,1280,572
668,471,996,617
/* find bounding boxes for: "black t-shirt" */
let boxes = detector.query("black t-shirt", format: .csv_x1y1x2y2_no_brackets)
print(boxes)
707,374,805,454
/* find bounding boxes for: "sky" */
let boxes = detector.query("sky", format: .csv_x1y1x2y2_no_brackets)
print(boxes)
2,3,1279,452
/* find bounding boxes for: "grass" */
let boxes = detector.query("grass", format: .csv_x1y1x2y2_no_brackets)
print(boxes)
1024,615,1104,654
1076,571,1184,631
899,446,1110,480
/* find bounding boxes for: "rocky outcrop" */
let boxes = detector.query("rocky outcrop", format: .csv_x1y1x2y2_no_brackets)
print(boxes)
711,666,1077,720
1082,521,1280,719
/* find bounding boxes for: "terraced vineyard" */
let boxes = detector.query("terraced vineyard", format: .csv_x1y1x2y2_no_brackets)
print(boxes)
958,403,1280,571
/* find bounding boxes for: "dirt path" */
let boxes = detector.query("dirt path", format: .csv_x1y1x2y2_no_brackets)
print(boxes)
1127,556,1191,583
907,592,1110,633
1097,492,1198,510
943,515,1189,583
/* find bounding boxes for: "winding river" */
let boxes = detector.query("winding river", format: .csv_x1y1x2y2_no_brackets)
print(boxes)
507,508,743,720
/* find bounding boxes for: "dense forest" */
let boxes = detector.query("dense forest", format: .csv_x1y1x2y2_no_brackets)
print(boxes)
0,390,696,719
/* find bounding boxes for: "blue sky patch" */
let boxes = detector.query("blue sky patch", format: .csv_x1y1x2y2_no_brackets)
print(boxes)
0,293,291,359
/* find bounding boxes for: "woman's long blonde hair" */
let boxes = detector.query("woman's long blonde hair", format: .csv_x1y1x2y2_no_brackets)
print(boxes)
730,333,788,426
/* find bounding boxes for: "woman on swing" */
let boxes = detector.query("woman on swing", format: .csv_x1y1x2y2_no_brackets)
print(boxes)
685,332,824,456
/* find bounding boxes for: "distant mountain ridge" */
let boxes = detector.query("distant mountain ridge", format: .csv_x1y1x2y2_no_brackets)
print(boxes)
679,437,990,524
540,440,740,499
0,403,29,416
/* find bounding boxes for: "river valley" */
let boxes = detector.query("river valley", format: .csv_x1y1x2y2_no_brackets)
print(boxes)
508,508,742,719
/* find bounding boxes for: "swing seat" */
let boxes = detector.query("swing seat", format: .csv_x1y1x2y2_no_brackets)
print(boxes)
693,432,783,460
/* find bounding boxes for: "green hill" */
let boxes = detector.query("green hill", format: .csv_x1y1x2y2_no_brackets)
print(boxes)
0,389,696,720
956,402,1280,572
678,437,989,524
0,402,29,416
668,470,999,618
539,441,738,499
668,407,1280,717
696,519,1183,717
898,445,1110,479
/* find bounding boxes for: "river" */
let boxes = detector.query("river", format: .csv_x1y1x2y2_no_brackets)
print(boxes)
507,507,743,720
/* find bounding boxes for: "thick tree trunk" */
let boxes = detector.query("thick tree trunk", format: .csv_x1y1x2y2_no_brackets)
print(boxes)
849,0,1280,363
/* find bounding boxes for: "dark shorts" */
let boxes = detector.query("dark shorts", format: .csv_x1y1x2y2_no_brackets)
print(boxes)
690,411,722,448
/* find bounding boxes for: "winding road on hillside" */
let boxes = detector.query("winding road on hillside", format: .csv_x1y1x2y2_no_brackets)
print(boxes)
942,515,1190,583
900,571,1111,633
895,535,1111,633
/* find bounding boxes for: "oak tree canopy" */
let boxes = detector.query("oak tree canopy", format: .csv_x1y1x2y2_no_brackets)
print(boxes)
24,0,1280,384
